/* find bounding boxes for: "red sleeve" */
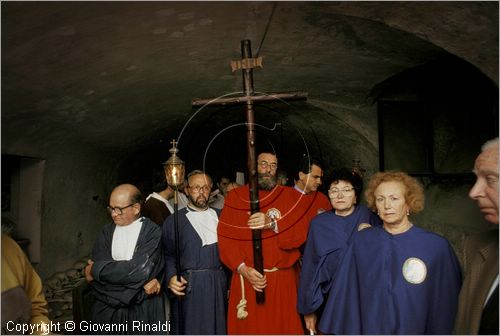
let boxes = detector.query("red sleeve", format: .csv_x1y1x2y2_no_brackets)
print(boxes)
277,190,331,250
217,187,252,271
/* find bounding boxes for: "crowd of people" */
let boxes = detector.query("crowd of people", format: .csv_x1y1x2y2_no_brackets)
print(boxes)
2,138,497,335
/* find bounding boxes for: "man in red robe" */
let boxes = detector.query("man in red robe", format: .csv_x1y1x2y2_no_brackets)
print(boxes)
218,152,328,334
289,156,332,249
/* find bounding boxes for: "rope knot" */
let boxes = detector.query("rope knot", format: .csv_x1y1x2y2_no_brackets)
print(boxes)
236,298,248,320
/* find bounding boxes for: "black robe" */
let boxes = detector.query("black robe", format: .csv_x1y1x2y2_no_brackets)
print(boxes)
89,217,165,335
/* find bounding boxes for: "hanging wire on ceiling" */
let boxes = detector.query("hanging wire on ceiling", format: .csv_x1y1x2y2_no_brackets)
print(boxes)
255,2,278,58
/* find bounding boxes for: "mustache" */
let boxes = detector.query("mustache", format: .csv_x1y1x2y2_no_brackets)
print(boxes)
188,195,208,203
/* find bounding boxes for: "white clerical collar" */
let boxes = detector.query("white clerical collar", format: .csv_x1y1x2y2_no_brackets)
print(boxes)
185,207,218,246
294,184,307,195
147,192,169,207
112,217,143,261
147,192,174,213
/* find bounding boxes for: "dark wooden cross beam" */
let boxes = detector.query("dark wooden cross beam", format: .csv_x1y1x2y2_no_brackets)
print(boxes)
192,40,307,304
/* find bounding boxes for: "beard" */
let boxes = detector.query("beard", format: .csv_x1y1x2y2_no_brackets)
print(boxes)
258,173,277,190
189,194,208,209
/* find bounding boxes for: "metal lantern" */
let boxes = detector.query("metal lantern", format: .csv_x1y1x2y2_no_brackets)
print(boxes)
163,139,185,189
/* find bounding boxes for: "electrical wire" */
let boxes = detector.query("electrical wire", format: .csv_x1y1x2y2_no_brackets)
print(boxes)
255,2,278,58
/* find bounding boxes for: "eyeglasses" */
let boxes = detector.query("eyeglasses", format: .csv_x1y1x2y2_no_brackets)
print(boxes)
189,185,211,193
107,203,136,215
259,161,278,170
328,188,355,197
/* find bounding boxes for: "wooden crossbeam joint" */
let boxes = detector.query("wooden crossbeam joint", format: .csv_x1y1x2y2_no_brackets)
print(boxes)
230,56,263,72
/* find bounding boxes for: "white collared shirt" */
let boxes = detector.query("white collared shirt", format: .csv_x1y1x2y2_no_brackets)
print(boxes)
186,206,219,246
294,184,306,195
484,275,499,307
111,217,143,261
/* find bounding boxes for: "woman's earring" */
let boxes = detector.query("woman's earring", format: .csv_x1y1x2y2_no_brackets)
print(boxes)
406,210,410,216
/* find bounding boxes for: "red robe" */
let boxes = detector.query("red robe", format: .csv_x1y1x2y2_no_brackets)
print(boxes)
286,187,332,250
218,185,331,334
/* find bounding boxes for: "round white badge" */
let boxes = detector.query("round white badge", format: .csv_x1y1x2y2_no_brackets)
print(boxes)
266,208,282,220
402,257,427,284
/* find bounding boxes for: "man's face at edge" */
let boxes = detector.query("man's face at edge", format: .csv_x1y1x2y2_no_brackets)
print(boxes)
469,144,499,224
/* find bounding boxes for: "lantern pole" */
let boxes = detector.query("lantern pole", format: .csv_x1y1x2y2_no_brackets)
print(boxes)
163,139,185,334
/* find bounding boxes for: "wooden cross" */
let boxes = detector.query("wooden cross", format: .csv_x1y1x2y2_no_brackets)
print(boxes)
192,40,307,304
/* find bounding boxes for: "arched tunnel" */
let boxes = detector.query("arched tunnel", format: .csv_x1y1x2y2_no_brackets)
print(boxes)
1,1,498,294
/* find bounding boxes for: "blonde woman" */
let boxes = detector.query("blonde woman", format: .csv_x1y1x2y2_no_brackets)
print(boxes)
318,172,461,334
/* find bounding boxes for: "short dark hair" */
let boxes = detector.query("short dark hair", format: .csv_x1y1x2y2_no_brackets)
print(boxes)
217,176,230,184
296,156,323,178
328,167,363,201
151,167,168,193
256,138,279,158
187,170,213,186
130,188,144,205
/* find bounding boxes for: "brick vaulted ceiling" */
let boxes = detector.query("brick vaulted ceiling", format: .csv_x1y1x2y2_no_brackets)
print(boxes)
2,2,498,164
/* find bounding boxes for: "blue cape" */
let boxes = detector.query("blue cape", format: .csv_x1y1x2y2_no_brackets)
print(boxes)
319,225,462,335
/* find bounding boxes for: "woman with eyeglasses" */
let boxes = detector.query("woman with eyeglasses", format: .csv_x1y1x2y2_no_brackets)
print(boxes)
318,171,462,334
297,167,381,334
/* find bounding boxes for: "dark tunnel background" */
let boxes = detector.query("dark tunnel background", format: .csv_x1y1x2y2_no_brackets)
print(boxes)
1,1,498,294
117,55,498,197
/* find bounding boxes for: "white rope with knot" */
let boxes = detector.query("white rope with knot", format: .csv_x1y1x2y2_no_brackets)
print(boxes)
236,267,279,320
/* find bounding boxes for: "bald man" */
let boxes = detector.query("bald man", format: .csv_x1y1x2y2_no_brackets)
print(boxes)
455,138,499,334
84,184,166,334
